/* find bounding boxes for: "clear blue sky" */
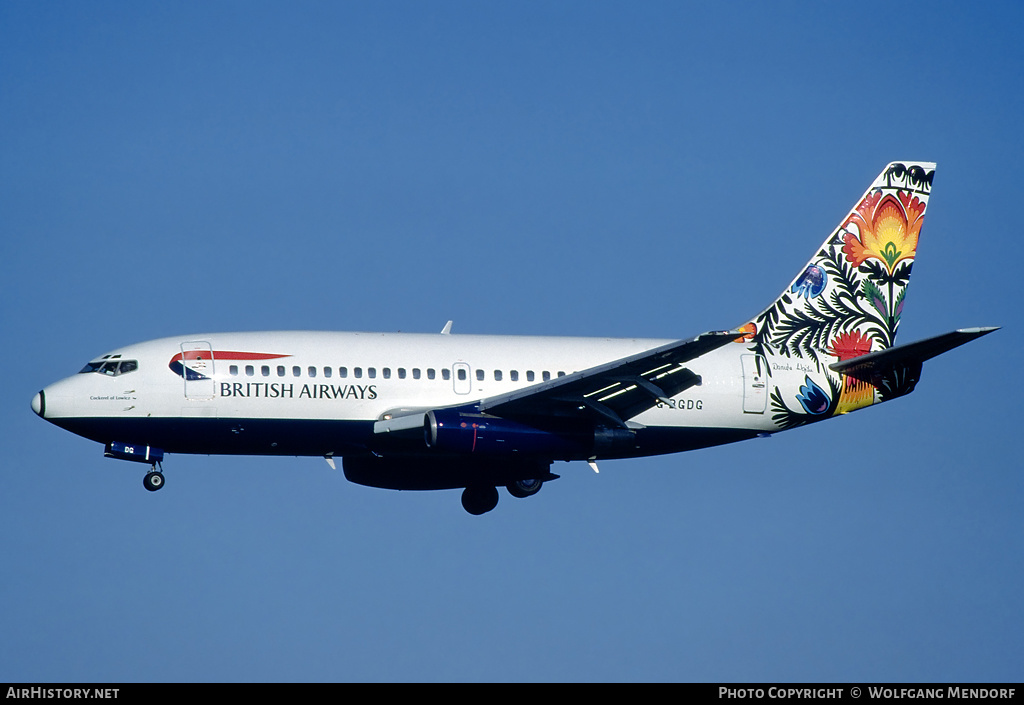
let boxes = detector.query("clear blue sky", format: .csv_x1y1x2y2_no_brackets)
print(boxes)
2,1,1021,682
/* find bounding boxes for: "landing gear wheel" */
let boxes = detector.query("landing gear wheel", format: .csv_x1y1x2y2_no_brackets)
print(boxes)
507,478,543,499
143,471,165,492
461,485,499,515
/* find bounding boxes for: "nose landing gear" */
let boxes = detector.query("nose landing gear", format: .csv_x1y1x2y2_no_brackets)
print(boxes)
103,442,167,492
143,465,165,492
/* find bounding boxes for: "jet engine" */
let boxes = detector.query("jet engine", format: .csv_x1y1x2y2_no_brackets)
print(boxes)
425,409,635,458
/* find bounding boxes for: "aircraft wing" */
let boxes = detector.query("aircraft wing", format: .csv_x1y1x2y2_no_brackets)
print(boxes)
476,330,740,427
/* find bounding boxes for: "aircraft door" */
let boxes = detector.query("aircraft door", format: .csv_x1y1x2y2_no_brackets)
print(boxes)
180,341,216,400
741,354,767,414
453,363,472,395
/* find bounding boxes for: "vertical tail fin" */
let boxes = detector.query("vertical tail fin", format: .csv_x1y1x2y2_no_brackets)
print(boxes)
743,161,936,369
736,162,936,423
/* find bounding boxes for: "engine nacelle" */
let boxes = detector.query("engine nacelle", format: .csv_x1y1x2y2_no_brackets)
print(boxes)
426,409,593,456
425,409,636,458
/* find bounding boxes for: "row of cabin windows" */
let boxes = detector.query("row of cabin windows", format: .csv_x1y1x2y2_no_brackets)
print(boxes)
227,364,567,382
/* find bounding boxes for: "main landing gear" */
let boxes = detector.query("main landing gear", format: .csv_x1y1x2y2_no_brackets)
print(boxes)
460,478,546,515
143,463,165,492
461,485,499,515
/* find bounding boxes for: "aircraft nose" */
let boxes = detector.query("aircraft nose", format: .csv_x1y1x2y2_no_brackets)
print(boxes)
31,390,44,417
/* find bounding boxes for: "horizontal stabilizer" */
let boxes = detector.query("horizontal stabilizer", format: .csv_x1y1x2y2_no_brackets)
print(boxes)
830,327,999,377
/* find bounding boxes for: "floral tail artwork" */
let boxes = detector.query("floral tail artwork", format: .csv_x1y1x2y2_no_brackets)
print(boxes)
737,161,942,430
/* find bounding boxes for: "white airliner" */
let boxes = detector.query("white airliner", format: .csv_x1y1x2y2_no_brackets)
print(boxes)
32,162,996,514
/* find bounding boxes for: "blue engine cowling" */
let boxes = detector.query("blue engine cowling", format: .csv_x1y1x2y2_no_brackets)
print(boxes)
425,409,635,458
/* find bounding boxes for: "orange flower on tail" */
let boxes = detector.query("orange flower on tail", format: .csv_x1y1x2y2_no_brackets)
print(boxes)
842,190,925,274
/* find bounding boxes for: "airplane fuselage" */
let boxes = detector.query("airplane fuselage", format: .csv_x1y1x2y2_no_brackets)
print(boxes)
36,330,773,462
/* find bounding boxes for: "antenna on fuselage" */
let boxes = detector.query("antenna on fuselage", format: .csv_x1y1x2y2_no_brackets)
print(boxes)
440,320,453,335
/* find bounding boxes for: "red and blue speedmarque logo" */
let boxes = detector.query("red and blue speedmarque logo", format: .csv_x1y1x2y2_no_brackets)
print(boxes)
168,351,291,381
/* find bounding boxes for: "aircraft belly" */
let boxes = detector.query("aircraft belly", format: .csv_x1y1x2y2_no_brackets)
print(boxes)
627,426,761,457
49,415,374,456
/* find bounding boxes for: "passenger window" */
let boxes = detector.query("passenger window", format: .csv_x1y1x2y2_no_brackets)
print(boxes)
427,369,435,380
510,370,518,382
457,368,467,381
261,365,270,377
494,370,502,381
557,371,566,377
277,366,286,377
413,368,421,379
339,367,348,378
543,371,551,381
368,368,376,379
230,365,239,376
308,366,317,378
292,366,301,377
442,368,451,381
382,368,391,379
527,371,535,382
245,365,255,377
476,369,484,381
398,368,406,379
324,367,332,378
354,367,363,379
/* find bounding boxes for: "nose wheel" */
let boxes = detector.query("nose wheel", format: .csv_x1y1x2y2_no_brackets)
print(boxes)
143,464,165,492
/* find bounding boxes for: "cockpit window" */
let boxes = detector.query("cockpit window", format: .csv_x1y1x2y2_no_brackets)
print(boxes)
79,359,139,376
